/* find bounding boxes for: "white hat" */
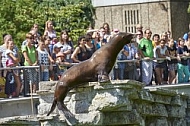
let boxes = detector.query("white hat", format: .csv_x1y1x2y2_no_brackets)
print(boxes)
54,43,63,48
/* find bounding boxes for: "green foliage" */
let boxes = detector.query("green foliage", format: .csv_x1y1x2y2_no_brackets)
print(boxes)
188,3,190,13
0,0,95,48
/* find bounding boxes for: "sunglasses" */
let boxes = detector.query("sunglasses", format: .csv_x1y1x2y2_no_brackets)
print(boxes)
28,37,34,39
146,33,152,35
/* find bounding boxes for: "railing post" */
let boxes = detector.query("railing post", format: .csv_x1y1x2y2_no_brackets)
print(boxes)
23,68,28,97
38,66,41,89
139,60,142,82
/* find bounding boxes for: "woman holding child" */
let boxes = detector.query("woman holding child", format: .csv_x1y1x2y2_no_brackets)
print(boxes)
5,40,21,98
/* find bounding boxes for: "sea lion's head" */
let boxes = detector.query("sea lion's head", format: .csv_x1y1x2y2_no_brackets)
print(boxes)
117,32,136,44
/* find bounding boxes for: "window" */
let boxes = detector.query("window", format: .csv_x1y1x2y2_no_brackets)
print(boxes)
124,9,139,33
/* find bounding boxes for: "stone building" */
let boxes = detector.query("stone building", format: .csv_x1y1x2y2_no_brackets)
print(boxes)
92,0,190,40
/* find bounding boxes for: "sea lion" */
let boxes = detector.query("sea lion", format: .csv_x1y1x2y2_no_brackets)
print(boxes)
47,32,135,117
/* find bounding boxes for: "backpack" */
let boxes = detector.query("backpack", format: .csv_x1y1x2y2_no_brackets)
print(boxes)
20,47,28,66
20,53,25,66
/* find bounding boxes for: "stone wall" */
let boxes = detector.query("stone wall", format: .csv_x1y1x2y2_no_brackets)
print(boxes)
170,2,190,39
94,1,190,40
0,97,39,118
37,80,190,126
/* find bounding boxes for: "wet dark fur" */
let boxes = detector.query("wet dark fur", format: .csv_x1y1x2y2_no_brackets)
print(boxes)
47,32,134,118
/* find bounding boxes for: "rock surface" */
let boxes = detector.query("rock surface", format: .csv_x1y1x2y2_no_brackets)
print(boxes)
37,80,190,126
0,80,189,125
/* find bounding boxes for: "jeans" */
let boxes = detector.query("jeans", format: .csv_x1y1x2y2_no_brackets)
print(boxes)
177,63,189,83
118,62,125,80
141,60,153,85
163,62,168,82
41,71,49,81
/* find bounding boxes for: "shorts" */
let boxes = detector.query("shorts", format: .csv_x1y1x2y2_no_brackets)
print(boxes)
168,63,177,71
153,61,166,69
26,69,38,84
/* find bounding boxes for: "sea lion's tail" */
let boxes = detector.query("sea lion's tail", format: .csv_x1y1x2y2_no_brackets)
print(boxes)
57,101,74,118
47,99,57,116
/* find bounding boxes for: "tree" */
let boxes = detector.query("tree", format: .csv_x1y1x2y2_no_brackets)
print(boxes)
0,0,95,48
188,3,190,13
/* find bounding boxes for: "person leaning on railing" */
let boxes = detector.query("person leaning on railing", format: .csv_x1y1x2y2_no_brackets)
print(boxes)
55,52,71,79
124,43,137,80
0,34,12,77
153,39,170,85
21,33,38,93
37,38,54,81
167,38,178,84
5,40,21,98
138,29,154,86
51,43,63,80
1,34,22,97
115,45,129,80
177,38,190,83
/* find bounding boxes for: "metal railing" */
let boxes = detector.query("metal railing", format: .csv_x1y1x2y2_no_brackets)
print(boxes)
0,56,189,98
115,55,190,82
0,66,40,97
0,63,78,97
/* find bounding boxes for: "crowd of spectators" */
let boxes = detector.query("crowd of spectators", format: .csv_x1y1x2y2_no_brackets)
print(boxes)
1,21,190,98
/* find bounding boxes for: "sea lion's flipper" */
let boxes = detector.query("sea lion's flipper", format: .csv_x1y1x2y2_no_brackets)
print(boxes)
65,117,78,126
98,74,110,82
57,101,74,118
57,101,78,125
47,99,57,116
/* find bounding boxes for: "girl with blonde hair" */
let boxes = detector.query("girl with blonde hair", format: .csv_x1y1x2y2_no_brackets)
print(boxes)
44,20,57,55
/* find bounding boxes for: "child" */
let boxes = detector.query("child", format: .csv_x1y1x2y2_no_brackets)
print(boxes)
37,40,54,81
50,43,62,80
56,52,70,79
5,59,16,98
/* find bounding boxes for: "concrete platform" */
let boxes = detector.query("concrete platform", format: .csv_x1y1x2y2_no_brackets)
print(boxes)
145,83,190,95
1,83,190,120
0,96,39,118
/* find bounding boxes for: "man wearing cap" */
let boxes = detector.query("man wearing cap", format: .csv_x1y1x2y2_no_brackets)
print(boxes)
55,52,70,79
55,43,72,63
